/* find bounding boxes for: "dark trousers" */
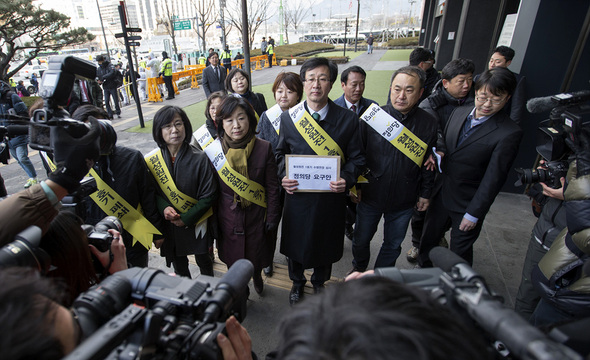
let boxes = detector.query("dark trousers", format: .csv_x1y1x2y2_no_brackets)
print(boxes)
514,236,549,320
173,253,214,278
418,192,485,267
163,76,174,98
288,258,332,287
267,54,273,67
410,208,426,248
103,87,120,118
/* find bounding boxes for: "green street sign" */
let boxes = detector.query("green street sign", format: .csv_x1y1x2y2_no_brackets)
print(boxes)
173,20,192,30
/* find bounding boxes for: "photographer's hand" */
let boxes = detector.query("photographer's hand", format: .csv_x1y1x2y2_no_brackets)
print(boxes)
217,316,253,360
540,178,565,200
88,230,127,274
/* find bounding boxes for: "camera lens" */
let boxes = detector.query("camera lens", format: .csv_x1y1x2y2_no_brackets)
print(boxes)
94,216,123,234
72,273,132,341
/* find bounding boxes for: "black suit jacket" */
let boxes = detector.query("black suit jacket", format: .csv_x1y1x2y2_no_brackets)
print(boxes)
202,65,226,98
440,106,522,219
333,94,377,116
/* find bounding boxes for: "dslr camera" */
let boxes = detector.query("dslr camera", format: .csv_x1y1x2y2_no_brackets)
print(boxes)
516,90,590,188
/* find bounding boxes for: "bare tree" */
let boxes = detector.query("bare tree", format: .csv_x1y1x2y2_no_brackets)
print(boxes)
191,0,215,52
157,0,179,57
225,0,274,49
285,0,311,40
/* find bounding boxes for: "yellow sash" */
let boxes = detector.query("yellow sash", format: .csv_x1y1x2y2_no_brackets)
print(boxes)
203,139,267,208
360,103,428,167
43,153,161,250
144,148,213,223
288,101,345,160
88,168,162,250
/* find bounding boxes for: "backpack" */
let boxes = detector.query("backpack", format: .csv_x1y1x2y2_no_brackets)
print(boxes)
114,70,124,87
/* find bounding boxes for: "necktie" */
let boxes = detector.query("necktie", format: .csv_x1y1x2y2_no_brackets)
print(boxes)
312,112,320,121
215,67,219,79
351,104,357,114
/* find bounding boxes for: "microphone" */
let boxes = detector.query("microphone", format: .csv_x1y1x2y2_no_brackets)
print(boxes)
526,96,557,114
202,259,253,323
430,246,488,288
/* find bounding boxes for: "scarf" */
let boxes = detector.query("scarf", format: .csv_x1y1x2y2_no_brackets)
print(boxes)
222,132,256,208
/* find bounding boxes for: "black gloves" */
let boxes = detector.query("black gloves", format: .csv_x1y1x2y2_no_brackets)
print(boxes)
49,116,101,192
428,90,448,110
265,222,278,234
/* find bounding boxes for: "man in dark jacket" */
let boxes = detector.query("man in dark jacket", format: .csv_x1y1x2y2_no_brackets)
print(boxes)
409,48,440,103
334,65,377,240
276,58,365,304
73,106,164,268
407,58,475,263
351,66,437,272
418,67,523,266
474,46,526,125
96,55,121,119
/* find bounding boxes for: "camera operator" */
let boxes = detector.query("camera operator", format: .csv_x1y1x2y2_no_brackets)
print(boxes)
0,116,101,244
72,105,164,268
217,275,489,360
0,267,79,359
530,127,590,326
514,171,567,320
40,211,128,305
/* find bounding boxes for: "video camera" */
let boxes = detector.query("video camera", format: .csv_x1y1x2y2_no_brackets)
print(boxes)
65,259,253,360
27,55,116,154
0,225,51,274
515,90,590,188
376,247,585,360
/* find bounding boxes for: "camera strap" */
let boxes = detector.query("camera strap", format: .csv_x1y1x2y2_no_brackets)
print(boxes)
88,168,162,250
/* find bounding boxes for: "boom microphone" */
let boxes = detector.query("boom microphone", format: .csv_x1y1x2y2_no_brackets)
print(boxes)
430,246,488,287
202,259,254,323
526,96,558,114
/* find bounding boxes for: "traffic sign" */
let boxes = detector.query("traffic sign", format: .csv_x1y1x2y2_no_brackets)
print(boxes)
173,20,191,30
129,42,141,47
126,28,142,33
115,33,125,38
128,35,142,41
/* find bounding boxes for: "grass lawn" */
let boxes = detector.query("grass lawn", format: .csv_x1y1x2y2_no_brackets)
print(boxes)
380,49,413,62
313,50,365,60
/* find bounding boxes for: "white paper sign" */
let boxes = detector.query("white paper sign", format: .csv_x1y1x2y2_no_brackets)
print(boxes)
286,155,340,192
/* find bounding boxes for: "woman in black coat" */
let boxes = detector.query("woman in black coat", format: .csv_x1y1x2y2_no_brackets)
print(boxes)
151,105,218,278
225,68,267,118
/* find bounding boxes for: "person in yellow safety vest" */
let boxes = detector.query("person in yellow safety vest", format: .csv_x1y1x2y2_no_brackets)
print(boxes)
220,47,232,70
267,43,274,68
198,54,206,65
139,57,147,69
159,51,174,100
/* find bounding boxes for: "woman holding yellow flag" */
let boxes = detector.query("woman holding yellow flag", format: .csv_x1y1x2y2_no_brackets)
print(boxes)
213,96,281,294
149,106,218,278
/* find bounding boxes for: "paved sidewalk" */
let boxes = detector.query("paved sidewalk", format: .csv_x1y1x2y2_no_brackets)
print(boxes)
0,50,535,357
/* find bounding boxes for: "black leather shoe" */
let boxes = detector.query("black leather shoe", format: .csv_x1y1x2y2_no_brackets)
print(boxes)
312,284,325,294
263,264,273,277
289,285,304,305
253,272,264,295
345,224,354,240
